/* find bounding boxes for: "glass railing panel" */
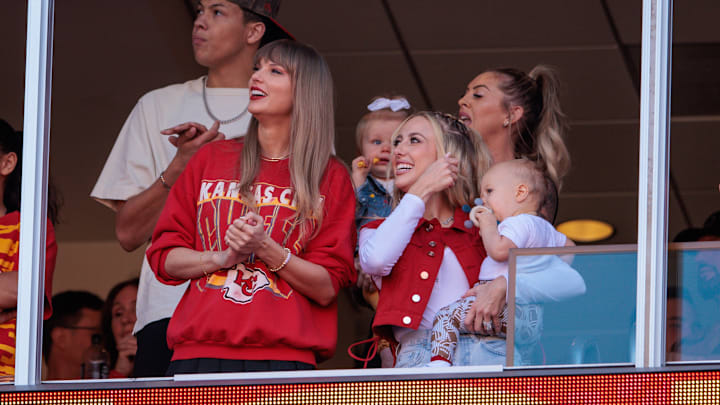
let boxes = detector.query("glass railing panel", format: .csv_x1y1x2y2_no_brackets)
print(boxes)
507,246,637,367
667,241,720,363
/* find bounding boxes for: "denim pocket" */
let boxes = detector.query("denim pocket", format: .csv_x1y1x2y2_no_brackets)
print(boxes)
455,336,506,366
481,339,507,357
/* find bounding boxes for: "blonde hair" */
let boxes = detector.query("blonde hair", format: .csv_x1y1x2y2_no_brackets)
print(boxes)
238,40,335,236
487,65,570,189
354,94,413,152
391,112,492,209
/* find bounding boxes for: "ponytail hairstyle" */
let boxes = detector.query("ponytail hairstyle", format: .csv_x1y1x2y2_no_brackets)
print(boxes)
391,112,492,209
0,119,60,225
238,40,334,238
539,173,559,224
487,65,570,189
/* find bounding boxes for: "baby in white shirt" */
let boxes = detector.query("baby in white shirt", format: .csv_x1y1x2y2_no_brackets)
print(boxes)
428,158,575,367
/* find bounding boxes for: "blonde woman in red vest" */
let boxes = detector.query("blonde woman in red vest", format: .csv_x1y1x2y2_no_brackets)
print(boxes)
358,112,495,367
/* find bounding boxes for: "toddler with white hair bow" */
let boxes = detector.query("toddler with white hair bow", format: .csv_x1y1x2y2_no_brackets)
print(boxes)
352,94,413,229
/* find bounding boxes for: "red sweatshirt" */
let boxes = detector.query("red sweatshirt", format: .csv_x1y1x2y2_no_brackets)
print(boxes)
147,140,356,365
0,211,56,376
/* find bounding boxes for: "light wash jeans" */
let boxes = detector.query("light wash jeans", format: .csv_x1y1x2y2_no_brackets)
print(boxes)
394,329,508,368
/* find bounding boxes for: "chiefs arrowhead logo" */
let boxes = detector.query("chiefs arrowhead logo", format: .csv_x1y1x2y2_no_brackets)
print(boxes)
204,263,292,304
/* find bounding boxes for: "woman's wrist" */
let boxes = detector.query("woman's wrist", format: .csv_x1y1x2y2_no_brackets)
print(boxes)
491,276,508,303
206,251,227,274
398,192,426,210
112,356,133,377
112,366,131,378
406,183,431,202
256,237,286,270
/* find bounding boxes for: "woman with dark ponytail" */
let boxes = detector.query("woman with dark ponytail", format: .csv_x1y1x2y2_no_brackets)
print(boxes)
0,119,58,378
457,66,577,341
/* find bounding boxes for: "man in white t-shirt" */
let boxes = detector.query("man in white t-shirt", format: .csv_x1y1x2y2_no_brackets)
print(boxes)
91,0,292,377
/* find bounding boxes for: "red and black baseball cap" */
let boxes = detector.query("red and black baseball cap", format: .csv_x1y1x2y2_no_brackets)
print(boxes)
228,0,294,45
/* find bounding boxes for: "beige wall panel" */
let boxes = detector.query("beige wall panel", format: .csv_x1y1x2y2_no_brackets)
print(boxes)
52,240,144,299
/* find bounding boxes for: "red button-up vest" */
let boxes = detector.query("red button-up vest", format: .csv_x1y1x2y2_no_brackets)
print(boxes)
365,207,486,342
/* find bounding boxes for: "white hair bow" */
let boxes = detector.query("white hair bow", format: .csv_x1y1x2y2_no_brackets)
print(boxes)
367,97,411,112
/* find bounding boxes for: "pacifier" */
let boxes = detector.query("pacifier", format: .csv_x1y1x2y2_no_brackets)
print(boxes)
462,198,493,229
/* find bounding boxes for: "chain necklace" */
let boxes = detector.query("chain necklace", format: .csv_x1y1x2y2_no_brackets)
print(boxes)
261,154,290,162
202,76,248,125
441,216,454,226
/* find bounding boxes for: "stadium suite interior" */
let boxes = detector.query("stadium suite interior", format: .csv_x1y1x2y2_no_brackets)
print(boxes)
2,1,718,368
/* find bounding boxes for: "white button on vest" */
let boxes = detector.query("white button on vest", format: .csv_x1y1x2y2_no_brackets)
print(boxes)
402,316,412,325
420,271,429,280
411,294,421,303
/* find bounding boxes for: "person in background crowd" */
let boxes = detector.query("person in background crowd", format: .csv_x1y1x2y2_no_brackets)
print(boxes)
43,291,103,380
667,210,720,360
692,210,720,337
457,65,572,336
147,40,356,374
101,278,139,378
666,287,701,361
699,211,720,242
690,249,720,359
90,0,292,377
0,119,59,379
673,228,706,242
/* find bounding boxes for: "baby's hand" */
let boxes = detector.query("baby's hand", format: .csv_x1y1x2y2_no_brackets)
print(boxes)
473,207,497,230
351,156,372,189
467,199,494,228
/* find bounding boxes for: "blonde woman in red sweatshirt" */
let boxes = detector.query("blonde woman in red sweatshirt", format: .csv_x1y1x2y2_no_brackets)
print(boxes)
147,40,356,375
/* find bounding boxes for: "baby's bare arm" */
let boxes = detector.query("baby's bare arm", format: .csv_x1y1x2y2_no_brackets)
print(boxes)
475,210,517,261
